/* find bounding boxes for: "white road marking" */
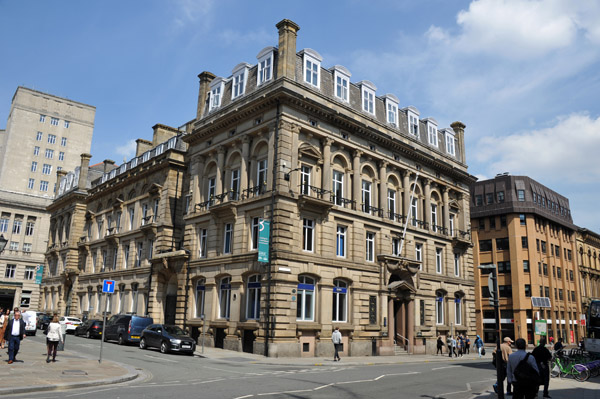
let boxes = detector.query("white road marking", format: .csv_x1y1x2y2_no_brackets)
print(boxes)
192,378,226,385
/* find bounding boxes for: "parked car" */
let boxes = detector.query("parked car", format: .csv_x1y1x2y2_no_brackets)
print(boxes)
139,324,196,355
22,310,37,336
59,316,82,333
104,314,153,345
74,319,103,339
37,314,52,330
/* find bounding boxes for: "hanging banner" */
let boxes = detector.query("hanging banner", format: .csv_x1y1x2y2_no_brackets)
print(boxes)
35,264,44,284
258,219,270,263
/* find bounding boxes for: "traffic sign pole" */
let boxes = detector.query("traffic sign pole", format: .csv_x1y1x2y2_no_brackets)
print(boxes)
99,279,115,364
479,264,503,399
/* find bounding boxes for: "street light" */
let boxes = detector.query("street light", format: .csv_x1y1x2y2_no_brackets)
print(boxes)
0,234,7,254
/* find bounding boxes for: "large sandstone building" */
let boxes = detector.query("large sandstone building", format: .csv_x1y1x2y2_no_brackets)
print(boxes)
0,87,94,310
42,19,476,357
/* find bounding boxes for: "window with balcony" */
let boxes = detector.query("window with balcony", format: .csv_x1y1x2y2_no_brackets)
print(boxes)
332,171,344,205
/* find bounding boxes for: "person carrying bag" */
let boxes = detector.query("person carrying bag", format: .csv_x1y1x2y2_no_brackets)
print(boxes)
45,315,63,363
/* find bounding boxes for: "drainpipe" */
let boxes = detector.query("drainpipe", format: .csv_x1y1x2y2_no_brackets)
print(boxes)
264,99,281,357
145,262,153,317
183,250,191,331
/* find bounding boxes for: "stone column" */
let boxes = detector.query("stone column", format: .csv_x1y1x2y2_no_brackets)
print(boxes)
379,161,388,216
402,170,410,216
241,136,250,195
267,125,276,191
460,192,469,233
407,296,415,354
191,155,204,209
442,187,450,233
352,150,362,211
322,138,333,201
216,146,225,195
424,178,431,227
388,297,395,348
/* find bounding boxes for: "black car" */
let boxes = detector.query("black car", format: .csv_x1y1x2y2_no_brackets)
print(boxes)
74,319,103,339
139,324,196,355
104,314,153,345
37,314,52,330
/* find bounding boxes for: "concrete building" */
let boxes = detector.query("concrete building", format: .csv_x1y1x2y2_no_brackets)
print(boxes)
43,19,476,357
0,87,95,311
470,174,583,345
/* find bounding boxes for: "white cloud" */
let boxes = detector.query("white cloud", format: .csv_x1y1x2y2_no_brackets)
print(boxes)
474,113,600,184
115,139,137,161
172,0,214,28
217,28,272,48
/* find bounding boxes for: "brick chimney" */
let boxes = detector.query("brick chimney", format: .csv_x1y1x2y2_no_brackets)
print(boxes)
136,139,152,157
276,19,300,80
451,121,466,164
196,71,216,120
77,153,92,189
152,124,179,146
103,159,116,173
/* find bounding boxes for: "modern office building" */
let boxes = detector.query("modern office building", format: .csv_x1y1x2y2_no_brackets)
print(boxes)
43,19,476,357
0,87,95,310
471,174,583,344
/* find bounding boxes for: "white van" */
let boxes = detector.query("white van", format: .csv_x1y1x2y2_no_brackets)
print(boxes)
22,310,37,336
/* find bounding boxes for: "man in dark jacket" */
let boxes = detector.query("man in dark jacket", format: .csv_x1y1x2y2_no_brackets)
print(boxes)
4,309,26,364
532,337,552,398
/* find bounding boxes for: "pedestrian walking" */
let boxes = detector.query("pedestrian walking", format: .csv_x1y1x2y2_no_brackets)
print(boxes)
532,336,552,398
465,335,471,354
0,308,10,349
553,337,564,352
493,337,513,395
475,335,484,358
4,309,26,364
507,338,540,399
45,315,63,363
447,336,452,357
450,336,457,357
457,335,463,357
436,336,444,355
332,327,342,362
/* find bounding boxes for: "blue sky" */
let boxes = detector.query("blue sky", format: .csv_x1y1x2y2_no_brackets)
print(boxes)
1,0,599,231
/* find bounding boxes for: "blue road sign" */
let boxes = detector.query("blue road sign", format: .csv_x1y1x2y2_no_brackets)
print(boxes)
103,279,116,293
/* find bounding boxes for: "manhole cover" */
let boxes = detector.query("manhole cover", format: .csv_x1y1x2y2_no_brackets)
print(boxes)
62,370,88,376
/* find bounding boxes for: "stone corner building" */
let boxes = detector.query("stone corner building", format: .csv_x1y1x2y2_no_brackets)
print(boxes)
42,19,476,357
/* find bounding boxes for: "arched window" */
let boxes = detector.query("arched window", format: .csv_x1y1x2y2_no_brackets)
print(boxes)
436,291,445,325
195,279,205,318
246,275,261,320
332,280,348,323
297,276,315,321
219,277,231,319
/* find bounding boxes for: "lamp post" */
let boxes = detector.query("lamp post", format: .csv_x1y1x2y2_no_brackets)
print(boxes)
0,234,7,254
479,264,504,399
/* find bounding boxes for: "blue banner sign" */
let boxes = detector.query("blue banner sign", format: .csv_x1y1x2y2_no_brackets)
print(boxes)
34,264,44,284
258,219,270,263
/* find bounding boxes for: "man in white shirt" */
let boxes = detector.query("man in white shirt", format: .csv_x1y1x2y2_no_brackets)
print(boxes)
332,327,342,361
4,309,26,364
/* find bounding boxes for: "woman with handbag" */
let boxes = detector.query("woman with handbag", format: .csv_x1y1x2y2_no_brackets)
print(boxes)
45,315,63,363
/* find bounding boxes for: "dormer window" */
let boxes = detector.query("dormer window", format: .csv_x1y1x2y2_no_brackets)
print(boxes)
445,129,456,156
360,81,376,115
301,49,322,89
208,77,225,111
231,63,250,99
425,118,438,147
256,47,275,86
384,94,399,127
331,65,351,103
404,106,420,136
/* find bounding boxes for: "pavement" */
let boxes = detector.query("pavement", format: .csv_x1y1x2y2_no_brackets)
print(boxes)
1,340,598,398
